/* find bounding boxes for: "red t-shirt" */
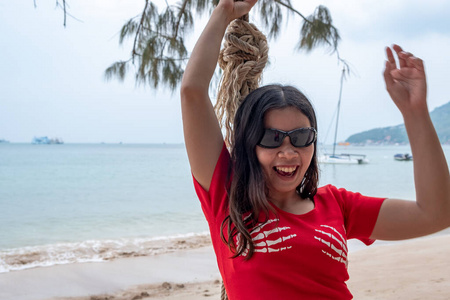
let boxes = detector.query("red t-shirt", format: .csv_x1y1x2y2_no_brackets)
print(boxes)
193,144,385,299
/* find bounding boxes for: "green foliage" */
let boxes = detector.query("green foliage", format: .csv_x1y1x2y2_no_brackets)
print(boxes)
259,0,285,39
105,0,343,91
346,125,409,145
104,61,129,81
298,5,339,52
346,101,450,145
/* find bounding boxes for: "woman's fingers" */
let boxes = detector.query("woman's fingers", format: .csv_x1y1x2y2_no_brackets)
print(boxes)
393,44,420,71
408,56,425,72
384,60,396,88
388,45,424,74
386,47,396,65
222,0,257,20
397,51,416,69
392,44,407,68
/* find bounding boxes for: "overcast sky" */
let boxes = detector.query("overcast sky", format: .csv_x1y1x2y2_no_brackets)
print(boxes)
1,0,449,144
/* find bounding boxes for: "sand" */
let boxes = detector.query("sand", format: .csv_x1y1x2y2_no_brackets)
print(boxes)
1,234,449,300
347,234,450,300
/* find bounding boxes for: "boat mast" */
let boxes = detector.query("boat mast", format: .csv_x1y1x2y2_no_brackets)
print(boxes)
332,68,345,156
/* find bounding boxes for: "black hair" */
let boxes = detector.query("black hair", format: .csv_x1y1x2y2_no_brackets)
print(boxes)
221,84,319,259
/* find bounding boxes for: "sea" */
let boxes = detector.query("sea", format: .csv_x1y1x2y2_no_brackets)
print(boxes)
1,143,449,273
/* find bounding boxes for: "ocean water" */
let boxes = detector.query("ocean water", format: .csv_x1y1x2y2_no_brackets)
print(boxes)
1,143,449,273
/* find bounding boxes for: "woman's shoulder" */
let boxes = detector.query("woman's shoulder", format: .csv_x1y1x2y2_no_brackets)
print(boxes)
317,184,341,196
316,184,355,205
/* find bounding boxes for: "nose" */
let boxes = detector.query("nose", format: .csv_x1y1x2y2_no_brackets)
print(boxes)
277,136,298,159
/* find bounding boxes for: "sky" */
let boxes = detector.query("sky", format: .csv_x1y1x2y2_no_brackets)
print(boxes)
1,0,449,144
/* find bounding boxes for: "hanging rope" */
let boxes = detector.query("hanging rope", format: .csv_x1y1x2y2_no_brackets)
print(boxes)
215,13,269,148
216,10,269,299
220,279,228,300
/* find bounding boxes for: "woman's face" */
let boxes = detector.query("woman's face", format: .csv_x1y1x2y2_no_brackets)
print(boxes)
256,107,314,201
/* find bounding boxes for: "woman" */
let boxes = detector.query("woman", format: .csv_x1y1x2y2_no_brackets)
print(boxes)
180,0,450,299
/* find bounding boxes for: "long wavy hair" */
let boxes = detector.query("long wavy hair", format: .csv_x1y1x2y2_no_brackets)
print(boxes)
221,84,319,259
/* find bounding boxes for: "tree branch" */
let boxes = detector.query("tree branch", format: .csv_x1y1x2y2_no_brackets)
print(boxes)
106,0,348,90
132,0,150,60
274,0,310,23
173,0,189,39
62,0,66,27
55,0,67,27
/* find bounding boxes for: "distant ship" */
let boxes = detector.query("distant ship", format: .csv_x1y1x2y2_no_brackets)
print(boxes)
394,153,413,161
32,136,64,145
319,68,368,165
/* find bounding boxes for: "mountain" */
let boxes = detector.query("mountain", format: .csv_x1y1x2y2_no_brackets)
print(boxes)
346,101,450,145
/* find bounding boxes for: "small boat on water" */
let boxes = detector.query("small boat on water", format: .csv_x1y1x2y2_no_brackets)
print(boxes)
32,136,64,145
319,68,368,165
394,153,413,161
319,154,369,164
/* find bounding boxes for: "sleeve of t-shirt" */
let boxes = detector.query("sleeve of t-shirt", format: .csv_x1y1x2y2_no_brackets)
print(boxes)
329,185,386,246
192,142,230,224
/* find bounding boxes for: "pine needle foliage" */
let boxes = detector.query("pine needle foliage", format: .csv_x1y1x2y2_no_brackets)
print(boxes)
105,0,343,91
298,5,339,52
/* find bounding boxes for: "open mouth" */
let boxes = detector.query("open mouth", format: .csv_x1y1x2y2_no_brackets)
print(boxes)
274,166,298,177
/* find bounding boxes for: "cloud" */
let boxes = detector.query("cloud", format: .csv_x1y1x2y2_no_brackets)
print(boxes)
323,0,450,41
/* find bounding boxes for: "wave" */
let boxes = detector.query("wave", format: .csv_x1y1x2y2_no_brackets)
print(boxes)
0,231,211,273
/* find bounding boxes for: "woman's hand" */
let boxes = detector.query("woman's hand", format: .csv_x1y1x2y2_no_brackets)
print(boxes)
217,0,258,23
372,45,450,241
383,45,427,115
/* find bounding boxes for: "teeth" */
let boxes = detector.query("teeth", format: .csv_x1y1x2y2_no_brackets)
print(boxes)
276,166,296,173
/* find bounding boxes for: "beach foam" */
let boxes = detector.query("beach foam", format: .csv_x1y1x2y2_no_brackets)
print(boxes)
0,232,210,273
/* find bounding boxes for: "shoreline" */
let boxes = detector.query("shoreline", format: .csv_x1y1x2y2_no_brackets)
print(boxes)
1,233,449,300
0,233,212,274
0,246,220,300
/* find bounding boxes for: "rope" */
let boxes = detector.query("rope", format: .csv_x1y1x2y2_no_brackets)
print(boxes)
215,14,269,148
217,10,269,300
220,280,228,300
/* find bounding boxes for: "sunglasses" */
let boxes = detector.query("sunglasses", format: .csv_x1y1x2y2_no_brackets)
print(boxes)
258,127,317,148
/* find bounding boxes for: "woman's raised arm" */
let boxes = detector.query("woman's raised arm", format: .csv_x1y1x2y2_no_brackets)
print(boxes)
371,45,450,240
180,0,257,191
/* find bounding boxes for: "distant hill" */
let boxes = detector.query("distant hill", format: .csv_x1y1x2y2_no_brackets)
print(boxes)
346,101,450,145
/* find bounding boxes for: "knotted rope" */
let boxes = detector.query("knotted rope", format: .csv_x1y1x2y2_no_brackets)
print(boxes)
217,13,269,300
215,14,269,148
220,279,228,300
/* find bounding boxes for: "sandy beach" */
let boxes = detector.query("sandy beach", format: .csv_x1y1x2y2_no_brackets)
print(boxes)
347,234,450,300
1,234,449,300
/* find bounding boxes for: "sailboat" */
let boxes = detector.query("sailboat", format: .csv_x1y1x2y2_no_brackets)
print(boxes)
318,68,369,165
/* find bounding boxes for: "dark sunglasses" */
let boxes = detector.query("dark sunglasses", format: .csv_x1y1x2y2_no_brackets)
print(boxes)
258,127,317,148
